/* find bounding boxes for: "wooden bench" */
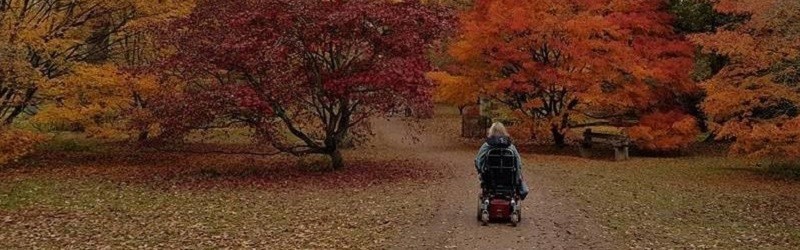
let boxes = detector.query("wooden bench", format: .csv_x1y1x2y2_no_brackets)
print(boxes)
579,128,631,161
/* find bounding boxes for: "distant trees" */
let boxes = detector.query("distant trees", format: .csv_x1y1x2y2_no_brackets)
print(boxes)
435,0,699,149
152,0,453,169
2,0,798,161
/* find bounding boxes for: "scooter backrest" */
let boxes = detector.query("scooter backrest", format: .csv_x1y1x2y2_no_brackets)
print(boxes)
486,148,516,169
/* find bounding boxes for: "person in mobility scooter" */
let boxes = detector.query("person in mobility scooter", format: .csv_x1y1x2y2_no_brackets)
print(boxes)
475,122,529,226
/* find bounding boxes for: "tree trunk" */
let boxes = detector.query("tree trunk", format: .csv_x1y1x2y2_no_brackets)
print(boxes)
329,149,344,170
137,130,149,142
3,105,24,125
551,125,566,147
3,88,36,125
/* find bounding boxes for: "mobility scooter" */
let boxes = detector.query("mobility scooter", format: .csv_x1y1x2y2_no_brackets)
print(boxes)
477,147,522,226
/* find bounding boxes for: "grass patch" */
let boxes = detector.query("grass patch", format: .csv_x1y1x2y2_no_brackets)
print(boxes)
763,162,800,181
37,133,109,153
184,127,256,144
0,176,432,248
0,180,60,210
527,155,800,248
0,148,438,249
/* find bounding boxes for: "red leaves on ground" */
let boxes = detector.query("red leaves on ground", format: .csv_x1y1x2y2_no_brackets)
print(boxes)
4,148,441,191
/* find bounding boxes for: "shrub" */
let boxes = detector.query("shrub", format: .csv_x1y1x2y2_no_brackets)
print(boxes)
0,129,46,166
627,111,700,151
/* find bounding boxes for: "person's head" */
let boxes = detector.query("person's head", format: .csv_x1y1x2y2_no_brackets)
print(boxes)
487,122,509,138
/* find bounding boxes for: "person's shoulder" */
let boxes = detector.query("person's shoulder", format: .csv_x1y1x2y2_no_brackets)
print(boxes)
486,136,512,148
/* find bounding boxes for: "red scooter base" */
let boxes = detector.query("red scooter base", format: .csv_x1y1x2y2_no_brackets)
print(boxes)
478,196,521,226
489,198,512,220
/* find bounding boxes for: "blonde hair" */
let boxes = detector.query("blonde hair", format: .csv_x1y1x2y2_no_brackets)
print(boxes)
487,122,510,137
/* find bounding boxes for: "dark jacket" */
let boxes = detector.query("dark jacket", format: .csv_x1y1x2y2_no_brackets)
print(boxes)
474,136,529,199
475,136,523,173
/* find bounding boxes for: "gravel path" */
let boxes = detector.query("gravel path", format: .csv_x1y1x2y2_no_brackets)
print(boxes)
368,112,613,249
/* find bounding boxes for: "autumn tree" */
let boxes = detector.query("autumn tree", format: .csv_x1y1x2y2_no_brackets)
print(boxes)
440,0,699,149
427,72,479,115
665,0,749,133
36,1,193,140
691,0,800,157
152,0,453,169
0,0,193,130
0,0,108,125
0,0,192,164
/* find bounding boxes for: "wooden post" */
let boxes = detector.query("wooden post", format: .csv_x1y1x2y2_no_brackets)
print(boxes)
614,146,624,161
479,116,490,138
461,115,467,138
621,138,631,160
622,145,630,160
579,129,592,158
613,139,631,161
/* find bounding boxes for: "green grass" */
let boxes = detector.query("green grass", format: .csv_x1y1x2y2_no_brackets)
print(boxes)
527,155,800,249
184,127,256,144
37,134,108,152
762,162,800,181
0,180,61,210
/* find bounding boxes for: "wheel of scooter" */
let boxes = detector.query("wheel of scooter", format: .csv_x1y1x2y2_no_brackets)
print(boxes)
510,211,520,227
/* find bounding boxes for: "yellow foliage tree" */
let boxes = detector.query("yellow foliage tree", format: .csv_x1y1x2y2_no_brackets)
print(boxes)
32,63,159,138
0,0,193,139
0,0,192,164
427,71,479,114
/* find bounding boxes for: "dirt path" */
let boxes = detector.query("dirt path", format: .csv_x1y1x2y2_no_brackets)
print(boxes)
367,111,613,249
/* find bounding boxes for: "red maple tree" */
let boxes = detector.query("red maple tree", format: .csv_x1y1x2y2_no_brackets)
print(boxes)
149,0,453,169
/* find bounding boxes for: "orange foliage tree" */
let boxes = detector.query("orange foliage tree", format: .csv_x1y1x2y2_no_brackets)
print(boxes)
627,111,700,151
441,0,699,148
0,128,45,166
691,0,800,157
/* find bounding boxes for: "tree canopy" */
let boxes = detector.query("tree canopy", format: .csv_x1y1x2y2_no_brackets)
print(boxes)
436,0,699,149
691,0,800,157
150,0,454,169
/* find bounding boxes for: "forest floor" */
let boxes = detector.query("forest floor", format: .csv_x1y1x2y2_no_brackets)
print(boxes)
2,106,800,249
